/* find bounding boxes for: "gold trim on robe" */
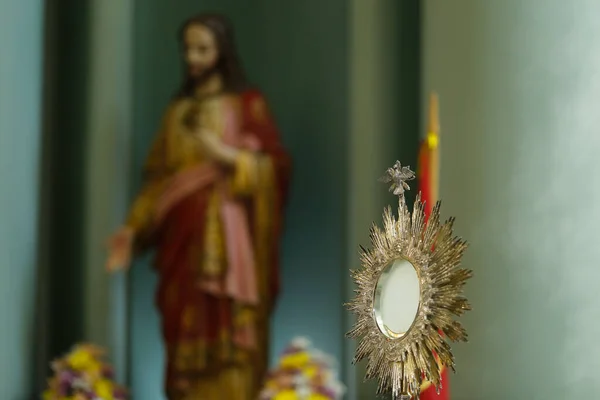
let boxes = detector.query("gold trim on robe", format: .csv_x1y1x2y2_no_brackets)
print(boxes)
201,189,226,278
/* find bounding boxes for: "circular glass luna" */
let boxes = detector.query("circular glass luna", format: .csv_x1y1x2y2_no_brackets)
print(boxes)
373,257,421,339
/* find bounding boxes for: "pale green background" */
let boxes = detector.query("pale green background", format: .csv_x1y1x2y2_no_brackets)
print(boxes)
423,0,600,398
0,1,43,399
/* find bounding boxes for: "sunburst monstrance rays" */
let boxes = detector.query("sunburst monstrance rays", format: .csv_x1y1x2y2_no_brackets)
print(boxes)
345,163,472,398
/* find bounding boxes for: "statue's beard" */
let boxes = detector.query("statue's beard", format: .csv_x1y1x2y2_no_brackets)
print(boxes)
188,64,220,89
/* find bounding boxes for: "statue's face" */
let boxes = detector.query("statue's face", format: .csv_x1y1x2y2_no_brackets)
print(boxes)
183,23,219,78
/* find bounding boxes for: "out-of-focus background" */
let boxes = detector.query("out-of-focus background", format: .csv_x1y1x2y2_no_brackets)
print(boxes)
3,0,600,399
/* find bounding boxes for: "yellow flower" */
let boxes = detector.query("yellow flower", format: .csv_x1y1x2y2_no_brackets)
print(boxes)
303,365,318,379
307,394,330,400
280,352,310,369
273,389,298,400
66,347,99,372
42,389,56,400
95,379,114,400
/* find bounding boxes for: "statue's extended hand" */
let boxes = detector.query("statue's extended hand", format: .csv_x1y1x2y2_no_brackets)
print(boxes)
106,226,134,272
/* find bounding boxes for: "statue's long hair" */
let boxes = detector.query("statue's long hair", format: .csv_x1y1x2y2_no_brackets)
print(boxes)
175,13,249,98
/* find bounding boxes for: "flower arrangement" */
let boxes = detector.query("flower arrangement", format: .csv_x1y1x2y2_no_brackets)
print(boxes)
42,343,128,400
260,337,345,400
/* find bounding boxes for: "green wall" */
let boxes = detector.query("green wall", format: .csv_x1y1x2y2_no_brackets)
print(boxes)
35,0,132,389
246,0,350,366
0,0,44,398
83,0,133,381
423,0,600,398
130,1,349,398
44,0,91,364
